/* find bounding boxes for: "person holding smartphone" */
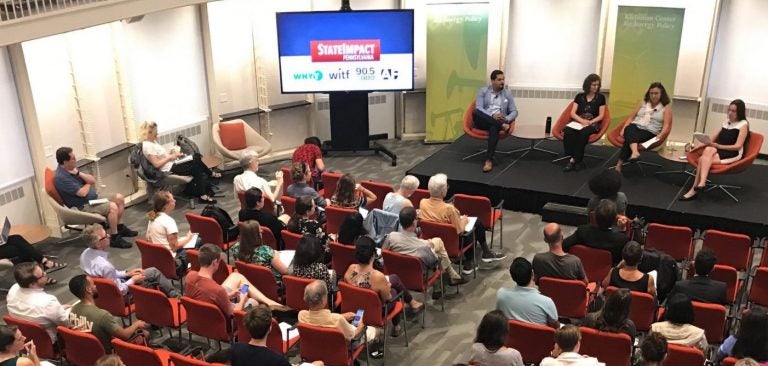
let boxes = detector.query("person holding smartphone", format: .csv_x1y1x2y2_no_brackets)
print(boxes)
0,325,40,366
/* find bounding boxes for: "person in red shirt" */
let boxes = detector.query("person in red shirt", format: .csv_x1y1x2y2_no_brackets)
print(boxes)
292,137,325,188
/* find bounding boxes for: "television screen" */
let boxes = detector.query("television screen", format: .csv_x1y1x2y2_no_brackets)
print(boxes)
276,10,414,94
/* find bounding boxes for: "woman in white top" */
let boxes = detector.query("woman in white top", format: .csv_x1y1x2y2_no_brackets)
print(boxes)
382,175,419,215
146,191,200,274
139,121,218,204
540,325,603,366
614,82,673,173
650,293,708,352
468,310,523,366
680,99,750,200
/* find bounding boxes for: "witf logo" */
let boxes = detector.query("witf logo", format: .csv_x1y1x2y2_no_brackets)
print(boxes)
380,68,399,80
311,40,381,62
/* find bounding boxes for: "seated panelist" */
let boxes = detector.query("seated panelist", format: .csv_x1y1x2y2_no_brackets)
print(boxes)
473,69,518,173
614,82,673,172
561,74,606,172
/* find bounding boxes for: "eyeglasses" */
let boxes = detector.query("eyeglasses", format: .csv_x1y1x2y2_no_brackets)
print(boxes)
99,235,109,241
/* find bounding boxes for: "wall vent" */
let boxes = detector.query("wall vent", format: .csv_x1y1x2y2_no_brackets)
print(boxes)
0,185,24,207
157,121,204,145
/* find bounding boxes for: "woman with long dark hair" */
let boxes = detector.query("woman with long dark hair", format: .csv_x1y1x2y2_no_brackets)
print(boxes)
614,82,673,172
468,310,523,366
717,306,768,363
235,220,289,280
292,235,333,292
331,173,376,209
582,288,637,339
561,74,607,172
337,212,368,245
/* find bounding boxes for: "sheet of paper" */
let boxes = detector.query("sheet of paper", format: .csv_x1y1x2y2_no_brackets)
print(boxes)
693,132,711,145
648,270,658,290
278,250,295,268
359,207,369,219
640,136,659,149
88,198,109,205
465,216,477,233
279,322,299,340
175,154,193,164
566,121,583,130
183,233,199,249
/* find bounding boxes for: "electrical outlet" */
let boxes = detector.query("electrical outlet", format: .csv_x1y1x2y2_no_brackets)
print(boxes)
219,92,229,103
44,145,53,157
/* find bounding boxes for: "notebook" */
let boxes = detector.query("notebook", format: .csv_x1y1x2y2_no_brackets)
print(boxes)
0,217,10,246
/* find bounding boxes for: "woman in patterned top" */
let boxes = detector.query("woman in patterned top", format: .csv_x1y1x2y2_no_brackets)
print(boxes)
680,99,750,201
343,236,423,337
235,220,289,281
331,173,377,209
292,236,333,292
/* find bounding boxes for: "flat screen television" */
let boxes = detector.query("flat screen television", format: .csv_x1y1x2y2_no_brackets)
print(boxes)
276,10,414,94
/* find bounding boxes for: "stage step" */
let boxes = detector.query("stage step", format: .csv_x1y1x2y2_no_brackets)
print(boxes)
541,202,589,227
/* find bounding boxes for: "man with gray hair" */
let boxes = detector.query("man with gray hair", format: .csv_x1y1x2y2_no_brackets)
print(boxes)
233,150,283,202
297,280,375,343
79,224,180,298
419,173,505,274
382,175,419,215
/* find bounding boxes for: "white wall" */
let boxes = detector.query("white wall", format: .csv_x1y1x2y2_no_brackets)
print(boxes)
505,0,601,88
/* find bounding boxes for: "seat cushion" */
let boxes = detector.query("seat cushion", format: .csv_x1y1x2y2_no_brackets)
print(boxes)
44,169,65,205
219,122,247,151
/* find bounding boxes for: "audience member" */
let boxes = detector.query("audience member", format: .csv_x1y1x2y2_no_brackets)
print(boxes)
292,136,325,187
7,262,70,342
563,199,629,266
139,121,218,204
331,173,377,210
383,207,466,288
146,191,199,275
602,241,656,297
54,146,135,248
233,150,283,202
94,354,125,366
184,244,287,317
496,257,559,328
80,224,179,298
235,220,289,281
533,223,587,284
293,236,333,290
344,236,424,337
586,170,627,215
239,187,288,250
717,307,768,364
67,275,148,352
639,332,667,366
337,212,368,245
286,196,328,244
0,234,65,273
468,310,523,366
286,162,328,209
668,249,727,304
231,304,323,366
735,359,761,366
650,293,707,351
419,173,505,274
382,175,419,214
581,288,636,339
0,325,40,366
540,325,602,366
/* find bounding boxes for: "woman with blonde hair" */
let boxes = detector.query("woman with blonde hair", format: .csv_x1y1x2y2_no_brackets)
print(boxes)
139,120,219,204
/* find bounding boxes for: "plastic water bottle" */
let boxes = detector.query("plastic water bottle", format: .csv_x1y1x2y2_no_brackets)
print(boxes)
189,198,195,209
545,116,552,135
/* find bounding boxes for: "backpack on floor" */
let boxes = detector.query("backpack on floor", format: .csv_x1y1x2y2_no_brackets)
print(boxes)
201,204,239,242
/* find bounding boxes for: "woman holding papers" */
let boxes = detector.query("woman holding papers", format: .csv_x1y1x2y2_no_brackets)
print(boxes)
146,191,200,274
562,74,607,172
680,99,749,201
614,82,673,172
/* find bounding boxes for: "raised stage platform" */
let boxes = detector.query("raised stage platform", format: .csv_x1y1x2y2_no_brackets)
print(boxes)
407,134,768,238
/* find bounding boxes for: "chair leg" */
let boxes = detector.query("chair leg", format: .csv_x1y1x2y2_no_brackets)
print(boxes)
440,275,446,312
706,184,742,203
551,154,571,163
402,303,409,347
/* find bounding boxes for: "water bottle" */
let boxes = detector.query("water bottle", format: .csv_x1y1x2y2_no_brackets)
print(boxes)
189,198,196,209
545,116,552,135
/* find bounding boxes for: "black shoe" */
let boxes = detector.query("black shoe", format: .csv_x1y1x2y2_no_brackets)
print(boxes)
462,261,478,275
693,185,706,192
563,162,575,172
118,224,138,237
481,251,507,263
109,235,133,249
198,196,217,204
628,156,640,163
449,277,469,286
678,193,698,201
432,290,443,300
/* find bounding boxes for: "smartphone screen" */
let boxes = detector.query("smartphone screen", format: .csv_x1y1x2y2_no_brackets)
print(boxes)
240,284,249,294
352,308,364,326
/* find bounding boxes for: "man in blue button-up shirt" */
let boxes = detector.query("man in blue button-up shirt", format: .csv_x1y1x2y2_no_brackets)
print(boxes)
473,70,518,172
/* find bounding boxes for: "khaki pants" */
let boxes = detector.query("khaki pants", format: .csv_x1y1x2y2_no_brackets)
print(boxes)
429,237,461,280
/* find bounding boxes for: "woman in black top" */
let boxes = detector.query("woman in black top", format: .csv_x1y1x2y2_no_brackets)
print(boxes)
562,74,607,172
602,241,656,296
680,99,750,200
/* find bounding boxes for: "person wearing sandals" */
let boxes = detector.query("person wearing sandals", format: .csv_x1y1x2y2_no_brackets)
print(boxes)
0,325,41,366
468,310,524,366
614,82,673,173
343,236,423,339
0,234,65,273
7,262,70,343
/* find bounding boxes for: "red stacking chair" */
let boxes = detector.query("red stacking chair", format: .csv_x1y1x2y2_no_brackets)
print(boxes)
168,352,227,366
325,206,357,235
702,229,753,272
382,249,445,327
578,326,633,366
234,261,281,303
3,315,59,361
551,102,612,163
569,245,612,289
180,296,233,349
281,196,297,217
237,190,276,214
283,275,312,312
408,188,430,209
330,241,356,274
721,357,738,366
539,277,589,319
665,344,705,366
136,239,181,284
111,338,171,366
185,249,231,285
234,311,299,355
711,265,740,305
297,323,368,366
419,219,476,279
462,101,516,161
129,284,187,341
645,223,693,264
185,212,236,263
360,180,394,210
605,286,657,332
692,301,727,345
321,172,342,199
506,319,555,365
260,225,278,250
749,267,768,307
281,230,302,251
91,277,134,325
453,193,504,249
237,190,246,210
280,166,292,194
57,326,106,366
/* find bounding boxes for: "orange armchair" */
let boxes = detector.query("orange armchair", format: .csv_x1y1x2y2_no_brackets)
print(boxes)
608,113,672,172
462,101,516,160
551,102,612,163
685,132,763,202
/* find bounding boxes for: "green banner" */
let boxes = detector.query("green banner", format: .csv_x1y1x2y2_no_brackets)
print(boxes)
608,6,685,129
425,4,488,142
